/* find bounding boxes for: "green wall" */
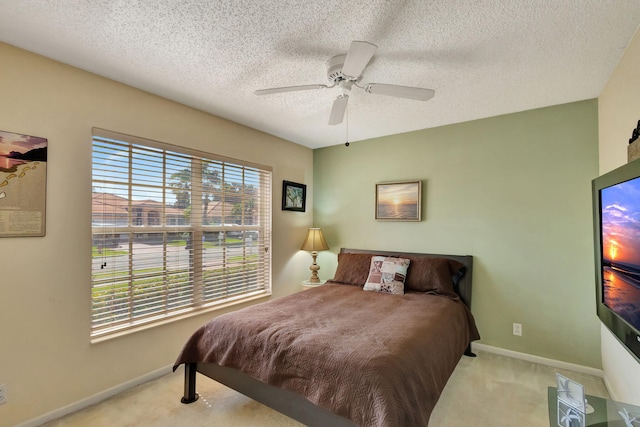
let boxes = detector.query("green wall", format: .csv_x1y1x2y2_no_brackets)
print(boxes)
313,99,601,368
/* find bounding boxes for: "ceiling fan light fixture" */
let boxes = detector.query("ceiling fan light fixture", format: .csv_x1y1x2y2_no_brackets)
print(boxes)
326,54,347,83
254,40,435,125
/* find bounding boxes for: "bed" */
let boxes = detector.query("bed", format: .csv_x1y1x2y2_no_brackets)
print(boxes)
174,248,480,426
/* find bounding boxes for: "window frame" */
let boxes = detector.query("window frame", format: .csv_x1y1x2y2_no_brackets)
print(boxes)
90,128,272,341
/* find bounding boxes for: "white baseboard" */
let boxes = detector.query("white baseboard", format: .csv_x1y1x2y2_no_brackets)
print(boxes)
601,374,619,401
17,365,173,427
472,343,604,378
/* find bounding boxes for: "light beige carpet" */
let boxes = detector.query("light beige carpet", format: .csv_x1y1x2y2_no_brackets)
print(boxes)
42,350,608,427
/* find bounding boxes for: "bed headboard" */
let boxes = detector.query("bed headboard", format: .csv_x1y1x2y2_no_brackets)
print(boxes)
339,248,474,310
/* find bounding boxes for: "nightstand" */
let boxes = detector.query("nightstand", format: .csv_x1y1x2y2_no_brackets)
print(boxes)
301,280,326,289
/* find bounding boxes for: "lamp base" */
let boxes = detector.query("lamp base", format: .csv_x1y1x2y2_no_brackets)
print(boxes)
308,251,321,283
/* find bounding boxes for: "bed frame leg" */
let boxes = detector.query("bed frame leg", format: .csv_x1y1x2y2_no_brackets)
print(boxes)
464,344,477,357
181,363,199,404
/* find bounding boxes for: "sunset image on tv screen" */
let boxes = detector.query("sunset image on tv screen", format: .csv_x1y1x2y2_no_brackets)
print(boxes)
601,176,640,331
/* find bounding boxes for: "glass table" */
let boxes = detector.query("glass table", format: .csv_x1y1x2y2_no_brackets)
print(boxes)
548,387,640,426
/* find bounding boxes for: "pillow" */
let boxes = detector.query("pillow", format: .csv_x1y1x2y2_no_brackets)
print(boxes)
330,253,373,286
363,256,410,295
404,257,464,299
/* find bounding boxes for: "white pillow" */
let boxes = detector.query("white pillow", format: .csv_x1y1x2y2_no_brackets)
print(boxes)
363,256,410,295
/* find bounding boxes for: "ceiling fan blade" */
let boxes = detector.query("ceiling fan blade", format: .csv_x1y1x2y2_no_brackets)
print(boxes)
328,95,349,125
364,83,435,101
254,84,328,95
341,41,377,78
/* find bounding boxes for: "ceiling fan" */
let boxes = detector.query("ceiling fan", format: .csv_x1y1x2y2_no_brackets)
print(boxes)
254,41,435,125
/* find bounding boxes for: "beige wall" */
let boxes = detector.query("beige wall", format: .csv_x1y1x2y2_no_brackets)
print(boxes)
314,100,601,368
598,27,640,404
0,42,313,426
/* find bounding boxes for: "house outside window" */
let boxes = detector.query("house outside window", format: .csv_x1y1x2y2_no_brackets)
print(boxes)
90,128,272,340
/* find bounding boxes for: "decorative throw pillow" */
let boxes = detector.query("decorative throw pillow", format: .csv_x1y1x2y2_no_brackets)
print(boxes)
330,253,373,286
404,257,464,299
363,256,410,295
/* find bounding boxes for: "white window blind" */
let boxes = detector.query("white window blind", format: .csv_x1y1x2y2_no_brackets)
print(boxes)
91,128,272,339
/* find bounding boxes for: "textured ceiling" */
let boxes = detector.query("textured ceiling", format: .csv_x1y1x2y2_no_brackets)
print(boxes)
1,1,639,149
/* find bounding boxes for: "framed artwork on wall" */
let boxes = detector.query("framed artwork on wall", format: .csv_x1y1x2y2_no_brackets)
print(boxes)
282,180,306,212
0,129,48,237
375,180,421,221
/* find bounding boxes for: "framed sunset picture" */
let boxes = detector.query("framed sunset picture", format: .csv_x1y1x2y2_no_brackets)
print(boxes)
0,129,48,237
375,180,421,221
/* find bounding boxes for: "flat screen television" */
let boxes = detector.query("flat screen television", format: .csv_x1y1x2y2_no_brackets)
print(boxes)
593,158,640,362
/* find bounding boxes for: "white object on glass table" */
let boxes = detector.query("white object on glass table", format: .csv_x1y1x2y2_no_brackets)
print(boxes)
556,373,587,413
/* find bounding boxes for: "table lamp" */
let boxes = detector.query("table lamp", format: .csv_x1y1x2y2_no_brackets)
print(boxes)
300,228,329,283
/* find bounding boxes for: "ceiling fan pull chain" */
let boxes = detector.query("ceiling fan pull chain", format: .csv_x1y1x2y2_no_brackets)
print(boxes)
345,105,350,147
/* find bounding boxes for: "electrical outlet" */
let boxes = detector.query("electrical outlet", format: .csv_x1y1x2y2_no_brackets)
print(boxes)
513,323,522,336
0,384,7,405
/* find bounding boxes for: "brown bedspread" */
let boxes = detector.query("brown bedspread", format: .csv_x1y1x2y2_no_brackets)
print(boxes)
174,283,480,427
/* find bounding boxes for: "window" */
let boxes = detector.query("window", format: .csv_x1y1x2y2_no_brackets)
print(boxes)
91,128,272,339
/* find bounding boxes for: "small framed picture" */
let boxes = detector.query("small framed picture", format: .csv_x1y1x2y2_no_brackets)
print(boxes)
375,180,421,221
282,180,306,212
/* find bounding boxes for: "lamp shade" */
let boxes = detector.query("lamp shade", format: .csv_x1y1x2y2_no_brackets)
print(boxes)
300,228,329,252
